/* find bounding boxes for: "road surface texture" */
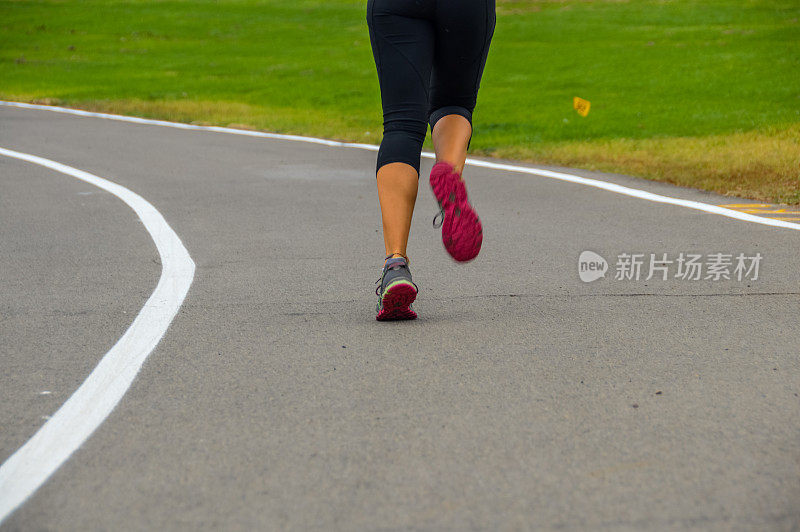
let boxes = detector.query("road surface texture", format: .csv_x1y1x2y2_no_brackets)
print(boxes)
1,104,798,531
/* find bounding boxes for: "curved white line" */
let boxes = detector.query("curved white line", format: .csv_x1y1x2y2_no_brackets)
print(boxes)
2,100,799,232
0,147,195,523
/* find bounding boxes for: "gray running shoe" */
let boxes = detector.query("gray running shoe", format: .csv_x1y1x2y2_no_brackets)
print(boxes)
375,256,418,321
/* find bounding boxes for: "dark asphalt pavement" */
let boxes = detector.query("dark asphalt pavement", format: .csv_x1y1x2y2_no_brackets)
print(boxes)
1,105,798,531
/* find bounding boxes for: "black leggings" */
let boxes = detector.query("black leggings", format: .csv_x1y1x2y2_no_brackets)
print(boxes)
366,0,496,175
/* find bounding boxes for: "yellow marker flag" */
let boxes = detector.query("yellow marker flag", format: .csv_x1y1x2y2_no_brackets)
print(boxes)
573,97,590,117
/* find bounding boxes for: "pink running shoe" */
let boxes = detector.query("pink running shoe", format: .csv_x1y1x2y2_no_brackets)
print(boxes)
430,162,483,262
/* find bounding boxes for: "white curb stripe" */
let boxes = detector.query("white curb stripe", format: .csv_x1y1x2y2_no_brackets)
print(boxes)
2,100,798,232
0,147,195,523
463,159,800,231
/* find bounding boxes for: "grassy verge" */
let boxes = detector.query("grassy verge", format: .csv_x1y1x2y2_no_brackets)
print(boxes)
496,125,800,204
1,0,798,202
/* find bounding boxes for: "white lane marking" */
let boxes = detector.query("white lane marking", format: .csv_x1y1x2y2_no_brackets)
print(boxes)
0,147,195,524
463,159,800,231
2,100,799,232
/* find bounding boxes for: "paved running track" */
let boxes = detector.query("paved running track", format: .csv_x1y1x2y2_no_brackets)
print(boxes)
1,104,798,531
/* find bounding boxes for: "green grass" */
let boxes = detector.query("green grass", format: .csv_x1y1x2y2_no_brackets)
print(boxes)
1,0,799,202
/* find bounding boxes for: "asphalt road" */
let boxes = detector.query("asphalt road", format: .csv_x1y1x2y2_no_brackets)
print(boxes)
1,105,798,531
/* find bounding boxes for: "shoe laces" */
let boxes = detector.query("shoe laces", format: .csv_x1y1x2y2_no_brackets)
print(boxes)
432,203,445,228
375,255,417,295
432,179,465,228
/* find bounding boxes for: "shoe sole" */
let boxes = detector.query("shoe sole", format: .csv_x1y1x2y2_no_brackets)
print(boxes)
376,281,418,321
430,162,482,262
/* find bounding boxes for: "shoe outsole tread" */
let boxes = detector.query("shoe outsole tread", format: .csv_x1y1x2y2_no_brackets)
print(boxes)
376,281,417,321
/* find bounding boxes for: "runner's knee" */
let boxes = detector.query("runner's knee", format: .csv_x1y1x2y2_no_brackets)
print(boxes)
376,120,427,175
428,105,473,132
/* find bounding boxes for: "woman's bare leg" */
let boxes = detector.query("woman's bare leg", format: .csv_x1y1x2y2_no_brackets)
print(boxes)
431,114,472,174
376,162,418,261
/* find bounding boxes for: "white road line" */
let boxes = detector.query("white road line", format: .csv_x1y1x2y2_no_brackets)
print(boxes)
0,147,195,524
2,100,799,232
463,159,800,231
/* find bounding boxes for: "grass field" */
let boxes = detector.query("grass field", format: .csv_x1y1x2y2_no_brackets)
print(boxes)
1,0,798,202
